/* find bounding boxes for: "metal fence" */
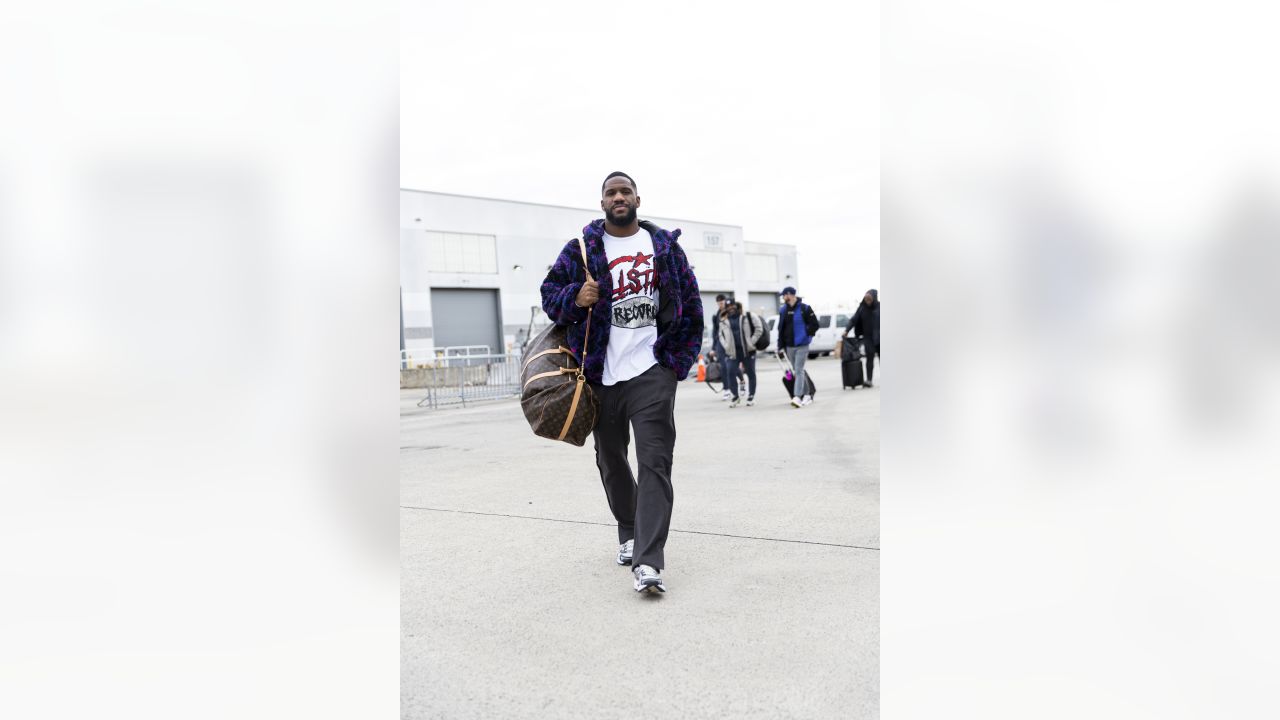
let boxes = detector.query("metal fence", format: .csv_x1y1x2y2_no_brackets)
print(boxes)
401,345,493,370
401,350,524,409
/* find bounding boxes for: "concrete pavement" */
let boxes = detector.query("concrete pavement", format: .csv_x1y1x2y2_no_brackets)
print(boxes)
401,355,879,719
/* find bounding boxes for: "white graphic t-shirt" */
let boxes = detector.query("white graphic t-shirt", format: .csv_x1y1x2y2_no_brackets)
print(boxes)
601,228,660,386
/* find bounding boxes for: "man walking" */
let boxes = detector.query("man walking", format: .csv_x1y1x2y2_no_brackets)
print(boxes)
776,286,820,408
716,301,764,407
540,171,704,593
843,288,880,387
709,294,733,400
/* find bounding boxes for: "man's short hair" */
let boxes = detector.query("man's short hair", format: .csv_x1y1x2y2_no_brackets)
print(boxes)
602,171,637,192
715,293,727,301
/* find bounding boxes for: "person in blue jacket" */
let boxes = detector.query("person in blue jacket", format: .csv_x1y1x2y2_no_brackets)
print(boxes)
776,286,820,407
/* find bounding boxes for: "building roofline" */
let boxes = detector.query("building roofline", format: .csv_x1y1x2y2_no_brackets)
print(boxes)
400,188,744,229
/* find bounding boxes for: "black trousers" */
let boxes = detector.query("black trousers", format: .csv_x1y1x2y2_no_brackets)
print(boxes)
590,363,678,571
860,338,878,382
728,353,758,399
718,354,733,392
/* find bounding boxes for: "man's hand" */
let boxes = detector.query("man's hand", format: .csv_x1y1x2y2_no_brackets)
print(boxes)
575,279,600,308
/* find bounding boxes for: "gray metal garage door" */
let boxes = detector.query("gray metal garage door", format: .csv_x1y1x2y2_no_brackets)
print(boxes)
748,292,779,318
430,288,502,354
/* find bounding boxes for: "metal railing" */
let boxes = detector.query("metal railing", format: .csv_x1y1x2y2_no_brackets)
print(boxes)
400,351,523,409
400,345,493,370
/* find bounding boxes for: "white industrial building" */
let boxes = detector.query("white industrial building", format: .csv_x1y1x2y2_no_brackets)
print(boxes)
400,189,799,364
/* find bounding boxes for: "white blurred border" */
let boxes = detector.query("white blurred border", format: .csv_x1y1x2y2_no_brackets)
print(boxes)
0,3,398,718
885,2,1280,718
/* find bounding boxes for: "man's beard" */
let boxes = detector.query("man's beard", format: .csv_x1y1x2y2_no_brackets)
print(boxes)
606,204,637,227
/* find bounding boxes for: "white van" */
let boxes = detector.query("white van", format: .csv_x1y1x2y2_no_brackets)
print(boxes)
808,309,855,358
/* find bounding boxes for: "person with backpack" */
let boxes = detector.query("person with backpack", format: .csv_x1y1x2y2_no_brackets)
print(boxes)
716,301,765,407
776,286,820,407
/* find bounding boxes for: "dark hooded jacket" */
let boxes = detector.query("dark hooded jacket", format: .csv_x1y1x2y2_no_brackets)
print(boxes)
540,219,704,383
846,288,880,345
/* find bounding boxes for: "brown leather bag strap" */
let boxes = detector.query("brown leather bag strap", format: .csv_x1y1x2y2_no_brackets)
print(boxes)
577,238,593,374
558,375,587,441
552,239,593,442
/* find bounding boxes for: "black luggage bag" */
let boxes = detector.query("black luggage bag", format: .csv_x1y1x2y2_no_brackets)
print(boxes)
842,359,865,389
783,370,816,397
841,338,866,389
776,351,816,398
705,354,723,383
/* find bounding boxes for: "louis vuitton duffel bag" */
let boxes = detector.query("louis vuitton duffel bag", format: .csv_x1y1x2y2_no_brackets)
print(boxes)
519,239,598,446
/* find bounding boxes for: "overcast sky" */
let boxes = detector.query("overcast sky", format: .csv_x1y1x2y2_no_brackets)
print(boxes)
401,0,879,308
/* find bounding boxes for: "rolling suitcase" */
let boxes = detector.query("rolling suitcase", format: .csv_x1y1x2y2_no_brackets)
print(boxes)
775,351,816,399
841,338,866,389
842,358,865,389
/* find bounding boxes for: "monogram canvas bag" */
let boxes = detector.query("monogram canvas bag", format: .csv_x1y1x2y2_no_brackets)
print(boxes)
519,239,599,446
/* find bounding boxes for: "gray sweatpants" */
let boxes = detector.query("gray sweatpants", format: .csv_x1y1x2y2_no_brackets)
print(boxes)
785,346,810,398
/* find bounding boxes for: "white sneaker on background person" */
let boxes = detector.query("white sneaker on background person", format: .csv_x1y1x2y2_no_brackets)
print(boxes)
800,395,813,407
791,396,802,408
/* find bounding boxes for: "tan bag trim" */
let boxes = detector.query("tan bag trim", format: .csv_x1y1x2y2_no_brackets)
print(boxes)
558,375,586,441
555,240,594,442
521,345,573,371
523,367,577,388
577,238,593,376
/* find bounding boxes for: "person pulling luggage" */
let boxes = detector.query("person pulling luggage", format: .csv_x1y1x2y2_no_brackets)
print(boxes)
776,286,820,407
842,288,880,388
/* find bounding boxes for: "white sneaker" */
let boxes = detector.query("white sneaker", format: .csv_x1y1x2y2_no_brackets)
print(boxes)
746,396,755,406
721,389,731,401
729,397,741,408
616,539,634,566
791,396,802,408
633,564,666,593
800,395,813,407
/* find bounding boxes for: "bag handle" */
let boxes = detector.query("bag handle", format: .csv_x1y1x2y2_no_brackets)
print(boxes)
576,238,593,379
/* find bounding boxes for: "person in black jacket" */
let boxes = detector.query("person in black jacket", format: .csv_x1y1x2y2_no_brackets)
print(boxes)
843,288,880,387
776,286,820,407
709,294,733,399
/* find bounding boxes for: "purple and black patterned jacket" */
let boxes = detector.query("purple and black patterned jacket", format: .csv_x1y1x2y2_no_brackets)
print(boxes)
540,219,704,384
